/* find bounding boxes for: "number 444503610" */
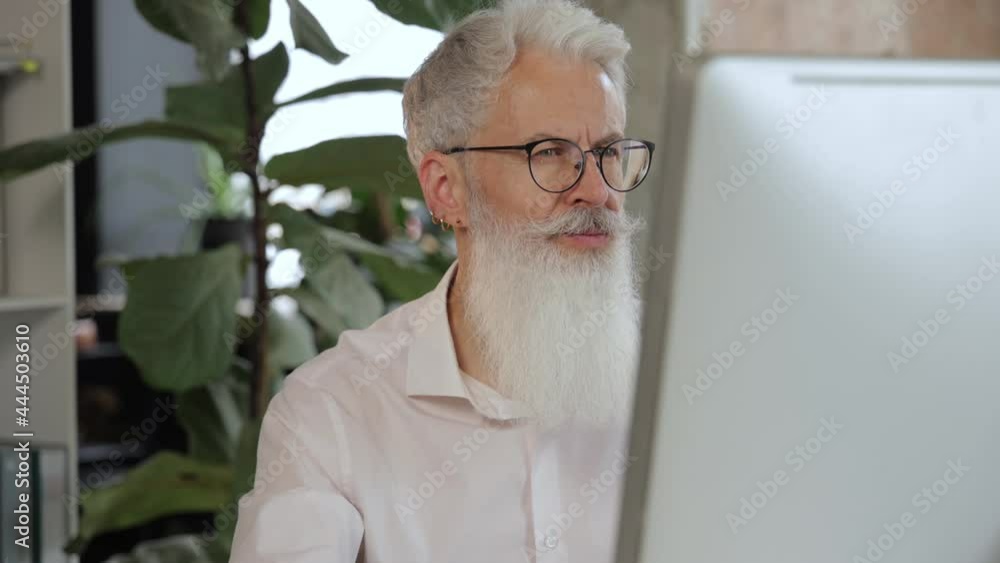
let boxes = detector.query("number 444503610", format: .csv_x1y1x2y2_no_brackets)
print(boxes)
15,324,30,422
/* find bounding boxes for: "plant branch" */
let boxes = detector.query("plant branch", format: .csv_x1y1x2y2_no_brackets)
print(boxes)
235,7,271,420
373,192,396,243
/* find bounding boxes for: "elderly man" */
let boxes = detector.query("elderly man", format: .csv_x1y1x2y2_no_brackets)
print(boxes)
230,0,656,561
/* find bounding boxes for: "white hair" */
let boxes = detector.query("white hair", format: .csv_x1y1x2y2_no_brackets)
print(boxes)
402,0,632,167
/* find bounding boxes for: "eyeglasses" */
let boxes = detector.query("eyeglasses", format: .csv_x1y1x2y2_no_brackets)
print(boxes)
444,137,655,193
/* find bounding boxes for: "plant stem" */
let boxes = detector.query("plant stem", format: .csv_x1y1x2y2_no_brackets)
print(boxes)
373,192,395,243
235,7,271,420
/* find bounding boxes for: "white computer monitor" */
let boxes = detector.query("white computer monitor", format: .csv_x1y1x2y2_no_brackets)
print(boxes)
617,56,1000,563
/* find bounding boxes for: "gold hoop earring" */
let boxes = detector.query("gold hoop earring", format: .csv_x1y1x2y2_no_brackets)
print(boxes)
431,210,452,231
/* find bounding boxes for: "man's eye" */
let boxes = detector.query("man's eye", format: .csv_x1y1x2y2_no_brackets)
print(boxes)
536,148,562,157
604,147,621,158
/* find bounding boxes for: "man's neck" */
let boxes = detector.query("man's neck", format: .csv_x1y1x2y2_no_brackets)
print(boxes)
446,262,496,391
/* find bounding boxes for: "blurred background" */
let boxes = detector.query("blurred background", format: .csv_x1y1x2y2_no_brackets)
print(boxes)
0,0,995,561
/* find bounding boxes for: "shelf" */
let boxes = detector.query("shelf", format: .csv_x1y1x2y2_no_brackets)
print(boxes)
77,341,123,362
0,8,76,558
78,443,145,465
0,57,39,76
0,295,66,313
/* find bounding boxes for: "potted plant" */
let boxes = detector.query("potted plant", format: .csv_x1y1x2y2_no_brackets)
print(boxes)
192,143,253,251
0,0,486,560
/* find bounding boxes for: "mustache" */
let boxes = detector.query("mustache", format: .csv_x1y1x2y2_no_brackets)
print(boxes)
523,206,645,239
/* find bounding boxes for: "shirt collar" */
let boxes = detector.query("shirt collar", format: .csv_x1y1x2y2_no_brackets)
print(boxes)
404,261,531,422
405,261,469,400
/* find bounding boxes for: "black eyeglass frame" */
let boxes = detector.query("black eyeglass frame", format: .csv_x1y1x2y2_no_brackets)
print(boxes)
444,137,656,193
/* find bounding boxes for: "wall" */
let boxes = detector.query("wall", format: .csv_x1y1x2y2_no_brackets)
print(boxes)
94,2,201,290
702,0,1000,57
588,0,1000,227
0,3,77,560
585,0,675,245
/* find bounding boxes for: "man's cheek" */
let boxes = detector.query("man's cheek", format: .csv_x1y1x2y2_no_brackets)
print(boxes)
526,191,557,217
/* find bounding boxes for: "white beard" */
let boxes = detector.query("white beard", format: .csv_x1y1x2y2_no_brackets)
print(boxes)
462,193,644,428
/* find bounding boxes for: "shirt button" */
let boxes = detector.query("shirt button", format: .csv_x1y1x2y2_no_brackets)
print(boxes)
544,535,559,549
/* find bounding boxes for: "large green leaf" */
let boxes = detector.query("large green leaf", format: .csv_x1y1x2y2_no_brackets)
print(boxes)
231,419,262,500
268,204,448,331
204,418,262,563
177,374,249,464
288,0,348,65
267,203,394,258
67,452,232,554
166,43,290,144
134,0,243,80
265,135,421,198
278,77,406,107
119,245,243,392
101,535,213,563
241,0,272,39
359,253,443,302
0,121,228,183
370,0,491,30
269,207,385,336
290,284,350,344
286,252,384,344
309,252,384,328
134,0,187,42
269,301,318,371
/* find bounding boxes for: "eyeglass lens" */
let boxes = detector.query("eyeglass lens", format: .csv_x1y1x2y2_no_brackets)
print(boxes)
528,139,651,192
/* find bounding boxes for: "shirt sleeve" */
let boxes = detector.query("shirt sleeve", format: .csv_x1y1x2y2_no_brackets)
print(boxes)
229,382,364,563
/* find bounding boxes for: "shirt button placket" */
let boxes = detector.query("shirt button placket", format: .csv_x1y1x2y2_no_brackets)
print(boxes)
528,429,567,563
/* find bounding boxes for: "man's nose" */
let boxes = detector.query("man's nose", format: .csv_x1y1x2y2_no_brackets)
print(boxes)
567,152,610,207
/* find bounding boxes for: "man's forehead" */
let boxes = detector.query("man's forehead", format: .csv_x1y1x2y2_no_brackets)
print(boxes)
486,48,626,140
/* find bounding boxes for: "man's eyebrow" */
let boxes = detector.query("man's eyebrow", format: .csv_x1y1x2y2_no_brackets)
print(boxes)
524,132,558,143
523,132,626,146
593,132,625,147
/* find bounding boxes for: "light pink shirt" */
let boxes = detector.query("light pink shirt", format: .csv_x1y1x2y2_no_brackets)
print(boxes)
230,263,633,563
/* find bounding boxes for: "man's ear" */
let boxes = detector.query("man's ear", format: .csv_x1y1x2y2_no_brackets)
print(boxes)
418,151,469,227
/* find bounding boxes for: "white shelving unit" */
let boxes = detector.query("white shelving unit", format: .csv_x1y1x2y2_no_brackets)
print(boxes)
0,5,77,561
